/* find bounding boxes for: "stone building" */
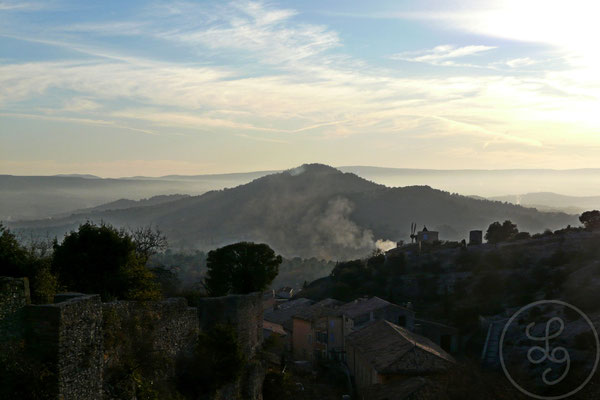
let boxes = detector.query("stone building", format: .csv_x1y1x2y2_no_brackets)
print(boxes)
338,296,415,332
292,303,345,361
264,297,314,351
469,230,483,245
417,226,439,244
414,318,460,354
346,320,454,397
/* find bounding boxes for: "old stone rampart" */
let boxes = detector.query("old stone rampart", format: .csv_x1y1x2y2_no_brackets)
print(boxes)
0,279,264,400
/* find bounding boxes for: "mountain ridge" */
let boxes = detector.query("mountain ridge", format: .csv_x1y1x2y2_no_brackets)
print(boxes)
10,164,578,259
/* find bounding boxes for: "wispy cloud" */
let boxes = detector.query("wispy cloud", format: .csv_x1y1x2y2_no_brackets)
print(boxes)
2,0,600,173
0,112,158,135
0,1,47,11
391,45,496,66
505,57,537,68
158,2,340,67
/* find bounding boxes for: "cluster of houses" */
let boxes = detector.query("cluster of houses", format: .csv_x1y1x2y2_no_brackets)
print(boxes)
262,290,459,399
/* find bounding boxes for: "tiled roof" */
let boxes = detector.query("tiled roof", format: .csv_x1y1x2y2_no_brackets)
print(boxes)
347,320,454,374
263,320,287,336
292,303,343,321
264,298,314,331
314,298,344,307
338,296,397,318
415,318,459,335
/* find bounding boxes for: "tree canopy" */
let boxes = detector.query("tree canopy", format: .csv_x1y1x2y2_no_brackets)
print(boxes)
580,210,600,231
203,242,281,296
0,224,28,278
485,220,519,244
51,222,161,301
0,224,57,303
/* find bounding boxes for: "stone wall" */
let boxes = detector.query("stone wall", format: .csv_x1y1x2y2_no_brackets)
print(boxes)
0,277,30,339
102,297,199,398
0,277,265,400
196,291,263,357
26,294,104,400
0,278,265,400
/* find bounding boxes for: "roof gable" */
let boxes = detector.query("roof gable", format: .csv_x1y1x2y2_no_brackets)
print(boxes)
347,320,454,374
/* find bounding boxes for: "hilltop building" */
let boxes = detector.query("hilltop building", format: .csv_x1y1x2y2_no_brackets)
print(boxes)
417,226,439,244
469,230,483,245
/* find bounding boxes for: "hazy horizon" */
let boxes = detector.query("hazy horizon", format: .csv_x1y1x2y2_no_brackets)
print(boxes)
4,164,600,178
4,164,600,199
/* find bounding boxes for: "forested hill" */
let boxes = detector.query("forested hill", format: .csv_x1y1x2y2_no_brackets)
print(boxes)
10,164,577,259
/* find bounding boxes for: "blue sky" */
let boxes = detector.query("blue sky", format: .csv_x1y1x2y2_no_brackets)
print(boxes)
1,0,599,176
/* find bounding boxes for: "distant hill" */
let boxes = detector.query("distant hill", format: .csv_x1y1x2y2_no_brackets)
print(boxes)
10,164,578,259
338,167,600,198
0,172,272,221
121,170,277,182
70,194,190,214
489,192,600,214
53,174,102,179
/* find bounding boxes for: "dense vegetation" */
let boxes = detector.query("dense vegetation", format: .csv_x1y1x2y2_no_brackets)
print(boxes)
52,222,162,301
301,217,600,341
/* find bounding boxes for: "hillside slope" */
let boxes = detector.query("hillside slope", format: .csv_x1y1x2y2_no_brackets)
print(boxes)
10,164,578,259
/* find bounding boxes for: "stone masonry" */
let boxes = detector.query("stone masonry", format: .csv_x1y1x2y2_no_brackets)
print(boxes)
0,278,265,400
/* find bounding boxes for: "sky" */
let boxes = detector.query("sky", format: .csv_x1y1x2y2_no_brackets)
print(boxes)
1,0,599,177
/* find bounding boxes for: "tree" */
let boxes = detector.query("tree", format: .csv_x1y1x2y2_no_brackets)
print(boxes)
580,210,600,231
485,220,518,244
52,222,161,301
0,224,28,277
130,225,168,264
0,224,57,304
204,242,281,296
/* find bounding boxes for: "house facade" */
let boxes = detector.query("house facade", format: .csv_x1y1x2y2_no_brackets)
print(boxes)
292,304,345,361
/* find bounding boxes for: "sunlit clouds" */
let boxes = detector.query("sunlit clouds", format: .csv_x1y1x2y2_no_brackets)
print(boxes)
0,0,599,176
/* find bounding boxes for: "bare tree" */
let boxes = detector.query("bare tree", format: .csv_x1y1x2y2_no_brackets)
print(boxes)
130,225,168,263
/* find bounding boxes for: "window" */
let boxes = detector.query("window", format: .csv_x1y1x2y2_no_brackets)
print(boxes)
316,331,328,343
330,333,335,343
